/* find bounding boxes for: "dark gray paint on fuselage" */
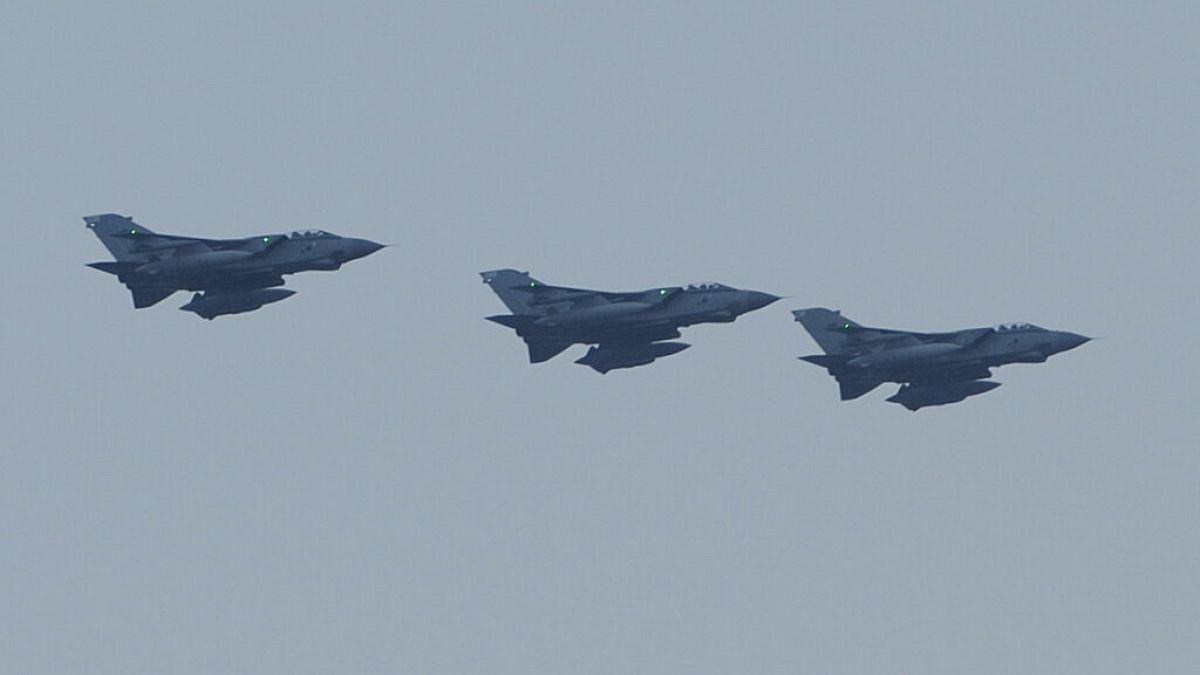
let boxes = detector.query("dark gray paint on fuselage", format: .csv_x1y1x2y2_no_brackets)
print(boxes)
482,269,778,372
793,307,1090,410
84,213,384,318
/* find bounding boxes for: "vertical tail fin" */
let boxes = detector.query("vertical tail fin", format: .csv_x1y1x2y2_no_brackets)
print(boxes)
480,269,545,314
792,307,862,354
84,213,158,261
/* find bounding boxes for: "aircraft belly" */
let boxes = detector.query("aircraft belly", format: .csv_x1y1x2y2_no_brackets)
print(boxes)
532,302,651,328
541,321,681,346
172,267,286,292
842,357,990,385
845,342,962,368
191,259,273,278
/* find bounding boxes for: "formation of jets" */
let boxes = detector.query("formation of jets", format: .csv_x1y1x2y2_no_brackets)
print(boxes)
85,213,1090,410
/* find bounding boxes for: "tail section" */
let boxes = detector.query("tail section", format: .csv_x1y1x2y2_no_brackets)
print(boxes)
84,213,158,261
792,307,862,354
480,269,545,314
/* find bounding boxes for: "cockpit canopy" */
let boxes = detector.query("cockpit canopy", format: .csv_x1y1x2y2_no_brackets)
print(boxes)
290,229,338,239
995,323,1046,332
685,282,733,292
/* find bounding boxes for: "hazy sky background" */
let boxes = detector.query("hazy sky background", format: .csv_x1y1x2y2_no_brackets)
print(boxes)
2,2,1197,673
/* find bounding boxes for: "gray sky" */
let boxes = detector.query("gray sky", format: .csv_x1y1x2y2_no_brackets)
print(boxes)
2,2,1197,673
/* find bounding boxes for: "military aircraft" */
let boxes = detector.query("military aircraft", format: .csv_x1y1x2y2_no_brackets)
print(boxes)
481,269,779,373
84,213,385,319
792,307,1090,410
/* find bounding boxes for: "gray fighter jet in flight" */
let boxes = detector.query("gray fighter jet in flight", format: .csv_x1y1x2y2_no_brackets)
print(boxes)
481,269,779,372
793,307,1090,410
84,213,384,319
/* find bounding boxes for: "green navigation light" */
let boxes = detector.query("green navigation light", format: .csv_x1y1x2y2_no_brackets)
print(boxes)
529,282,536,287
659,289,668,295
842,322,851,329
129,229,137,235
262,236,270,242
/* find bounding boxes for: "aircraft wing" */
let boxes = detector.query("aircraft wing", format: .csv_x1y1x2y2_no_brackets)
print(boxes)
516,284,683,310
120,232,215,256
843,325,921,345
846,325,994,348
516,284,621,310
948,327,995,346
235,234,290,256
121,232,290,257
117,272,287,309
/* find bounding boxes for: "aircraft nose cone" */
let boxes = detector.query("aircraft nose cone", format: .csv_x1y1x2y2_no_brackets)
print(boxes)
745,291,780,312
348,239,386,260
1059,332,1090,352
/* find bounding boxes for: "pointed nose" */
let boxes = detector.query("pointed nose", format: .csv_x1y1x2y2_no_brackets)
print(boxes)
347,239,386,261
1058,332,1090,352
744,291,780,312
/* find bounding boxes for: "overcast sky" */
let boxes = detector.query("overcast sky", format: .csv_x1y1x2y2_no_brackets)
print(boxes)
2,2,1197,673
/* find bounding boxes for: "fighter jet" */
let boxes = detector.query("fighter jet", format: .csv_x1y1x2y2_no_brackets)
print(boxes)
481,269,779,373
792,307,1090,410
84,213,384,319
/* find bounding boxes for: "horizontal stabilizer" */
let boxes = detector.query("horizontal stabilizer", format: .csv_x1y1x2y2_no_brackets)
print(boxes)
87,261,139,276
526,340,572,363
838,378,883,400
799,354,843,368
486,314,537,330
129,286,177,308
